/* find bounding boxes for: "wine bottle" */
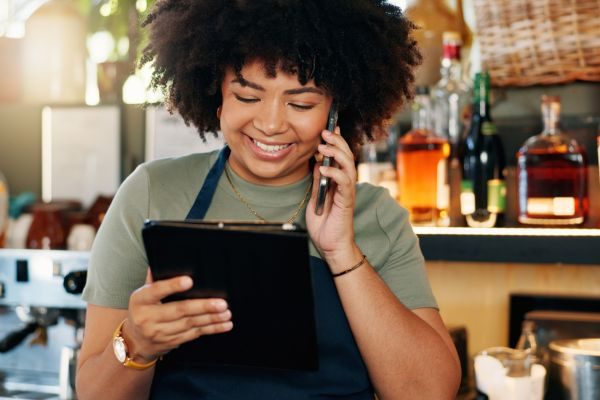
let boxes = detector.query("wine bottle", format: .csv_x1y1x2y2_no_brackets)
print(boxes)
461,72,506,228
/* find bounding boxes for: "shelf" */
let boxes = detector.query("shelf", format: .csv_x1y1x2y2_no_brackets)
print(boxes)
414,227,600,265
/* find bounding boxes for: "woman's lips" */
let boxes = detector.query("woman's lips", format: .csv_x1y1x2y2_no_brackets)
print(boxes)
244,134,294,159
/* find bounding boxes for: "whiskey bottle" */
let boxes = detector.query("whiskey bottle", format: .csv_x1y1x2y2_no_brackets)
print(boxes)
517,95,589,226
461,72,506,227
397,87,450,226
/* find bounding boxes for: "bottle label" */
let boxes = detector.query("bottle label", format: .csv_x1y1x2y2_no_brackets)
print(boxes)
481,121,497,136
527,197,575,216
460,180,475,215
436,160,449,209
487,179,506,213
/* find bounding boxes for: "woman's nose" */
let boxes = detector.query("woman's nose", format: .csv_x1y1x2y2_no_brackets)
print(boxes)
253,102,288,135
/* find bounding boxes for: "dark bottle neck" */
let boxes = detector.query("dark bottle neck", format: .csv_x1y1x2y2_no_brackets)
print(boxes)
473,72,491,120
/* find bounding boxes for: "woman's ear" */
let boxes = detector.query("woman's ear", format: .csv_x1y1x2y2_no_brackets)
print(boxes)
216,106,222,119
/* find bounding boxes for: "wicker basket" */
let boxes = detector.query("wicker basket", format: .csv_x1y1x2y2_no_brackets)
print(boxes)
473,0,600,86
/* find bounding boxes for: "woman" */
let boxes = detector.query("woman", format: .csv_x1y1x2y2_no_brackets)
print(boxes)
76,1,461,399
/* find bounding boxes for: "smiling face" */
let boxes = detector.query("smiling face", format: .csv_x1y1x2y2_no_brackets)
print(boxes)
219,61,333,186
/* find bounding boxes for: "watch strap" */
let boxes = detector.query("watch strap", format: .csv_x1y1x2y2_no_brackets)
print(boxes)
113,319,158,370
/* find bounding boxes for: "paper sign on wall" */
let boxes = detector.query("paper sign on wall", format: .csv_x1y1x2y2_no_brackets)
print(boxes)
42,106,120,208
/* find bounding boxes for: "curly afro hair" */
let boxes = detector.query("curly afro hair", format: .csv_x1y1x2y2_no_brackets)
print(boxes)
141,0,421,154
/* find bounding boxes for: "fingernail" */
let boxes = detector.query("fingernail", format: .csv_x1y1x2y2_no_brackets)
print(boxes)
323,129,332,136
213,299,227,311
180,276,193,289
319,166,326,174
223,321,233,331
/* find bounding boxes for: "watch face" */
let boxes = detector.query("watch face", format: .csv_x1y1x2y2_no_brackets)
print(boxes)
113,337,127,363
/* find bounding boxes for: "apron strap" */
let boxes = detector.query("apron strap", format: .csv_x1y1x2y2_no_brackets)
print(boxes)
185,146,230,220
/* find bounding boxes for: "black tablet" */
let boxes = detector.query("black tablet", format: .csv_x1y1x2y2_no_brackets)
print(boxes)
142,220,318,371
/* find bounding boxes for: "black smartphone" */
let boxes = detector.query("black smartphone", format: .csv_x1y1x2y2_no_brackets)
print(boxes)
315,102,339,215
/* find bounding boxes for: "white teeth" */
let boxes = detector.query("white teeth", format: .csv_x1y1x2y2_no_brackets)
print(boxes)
253,139,290,152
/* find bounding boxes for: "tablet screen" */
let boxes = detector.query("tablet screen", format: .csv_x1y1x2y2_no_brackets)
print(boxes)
142,220,319,371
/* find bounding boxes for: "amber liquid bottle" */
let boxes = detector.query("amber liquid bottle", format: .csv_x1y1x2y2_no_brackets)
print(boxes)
517,96,589,226
0,171,8,247
397,87,450,226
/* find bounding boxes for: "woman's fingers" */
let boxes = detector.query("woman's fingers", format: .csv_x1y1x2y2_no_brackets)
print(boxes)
159,321,234,349
322,127,353,158
318,128,356,179
160,317,234,343
145,268,153,284
147,298,229,323
132,275,193,305
317,143,356,181
139,309,233,342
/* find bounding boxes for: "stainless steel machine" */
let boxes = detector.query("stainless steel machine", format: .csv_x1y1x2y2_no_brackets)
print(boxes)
0,249,88,400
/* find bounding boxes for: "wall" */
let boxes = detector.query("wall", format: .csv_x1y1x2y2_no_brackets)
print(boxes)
0,104,145,198
427,261,600,356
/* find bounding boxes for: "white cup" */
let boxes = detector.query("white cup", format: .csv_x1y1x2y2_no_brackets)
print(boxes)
6,214,33,249
67,224,96,251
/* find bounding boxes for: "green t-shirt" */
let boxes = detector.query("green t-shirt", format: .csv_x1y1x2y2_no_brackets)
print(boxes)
82,150,437,310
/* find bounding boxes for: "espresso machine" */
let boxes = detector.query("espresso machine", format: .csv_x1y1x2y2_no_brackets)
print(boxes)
0,249,88,400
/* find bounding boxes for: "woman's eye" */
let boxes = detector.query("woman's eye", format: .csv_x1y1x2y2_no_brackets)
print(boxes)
234,94,259,103
289,103,314,110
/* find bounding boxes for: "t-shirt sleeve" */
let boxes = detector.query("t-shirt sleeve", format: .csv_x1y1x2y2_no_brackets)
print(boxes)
81,164,150,309
371,190,438,310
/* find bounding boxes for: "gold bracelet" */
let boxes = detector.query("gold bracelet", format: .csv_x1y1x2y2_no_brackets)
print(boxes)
332,254,367,278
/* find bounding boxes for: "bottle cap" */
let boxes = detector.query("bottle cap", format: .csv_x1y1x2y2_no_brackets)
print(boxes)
442,31,462,60
541,95,560,104
442,31,462,44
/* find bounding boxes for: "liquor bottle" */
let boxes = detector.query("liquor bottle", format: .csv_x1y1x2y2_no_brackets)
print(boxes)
405,0,471,86
431,31,471,159
431,31,471,226
357,140,397,199
461,72,506,228
517,96,589,226
397,87,450,226
0,170,8,247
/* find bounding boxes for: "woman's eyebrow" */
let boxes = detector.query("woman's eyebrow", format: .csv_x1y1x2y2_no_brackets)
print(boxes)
231,78,324,95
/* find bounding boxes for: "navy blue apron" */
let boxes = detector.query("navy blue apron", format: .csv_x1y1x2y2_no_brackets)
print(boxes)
150,147,373,399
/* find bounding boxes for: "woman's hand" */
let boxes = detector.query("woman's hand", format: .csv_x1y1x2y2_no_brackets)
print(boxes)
306,127,359,265
123,270,233,362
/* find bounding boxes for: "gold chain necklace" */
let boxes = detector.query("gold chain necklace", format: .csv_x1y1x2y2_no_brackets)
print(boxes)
224,165,312,224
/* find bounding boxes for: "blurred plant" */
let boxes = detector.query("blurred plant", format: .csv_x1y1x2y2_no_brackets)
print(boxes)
79,0,153,65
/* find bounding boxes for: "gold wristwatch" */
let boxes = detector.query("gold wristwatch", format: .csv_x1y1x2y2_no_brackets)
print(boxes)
112,319,158,370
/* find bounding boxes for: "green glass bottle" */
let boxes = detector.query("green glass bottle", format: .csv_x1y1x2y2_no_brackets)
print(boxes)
460,72,506,227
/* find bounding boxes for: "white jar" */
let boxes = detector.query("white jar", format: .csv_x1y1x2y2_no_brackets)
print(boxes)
67,223,96,251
